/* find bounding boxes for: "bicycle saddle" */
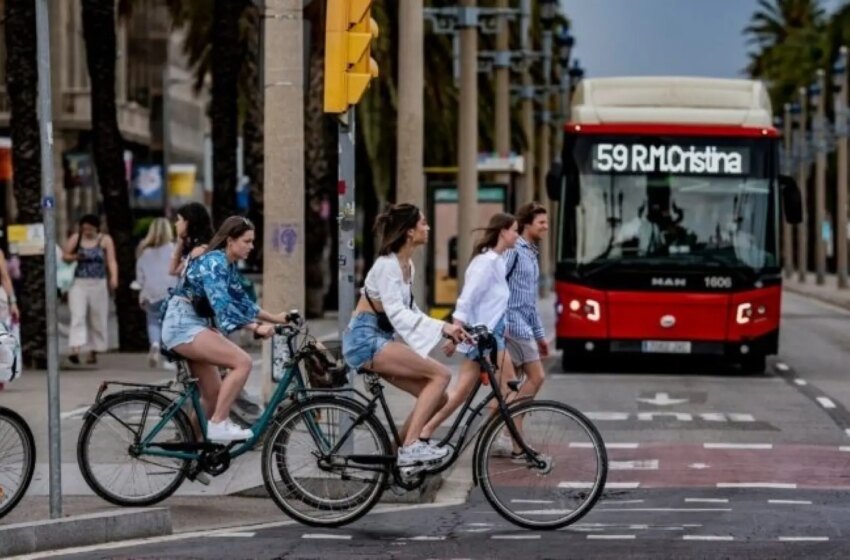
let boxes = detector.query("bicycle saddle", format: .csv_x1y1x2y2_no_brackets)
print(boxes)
160,346,185,363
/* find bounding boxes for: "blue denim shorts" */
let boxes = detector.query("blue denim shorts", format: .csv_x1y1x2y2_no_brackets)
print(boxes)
463,316,506,361
342,312,394,371
160,297,212,350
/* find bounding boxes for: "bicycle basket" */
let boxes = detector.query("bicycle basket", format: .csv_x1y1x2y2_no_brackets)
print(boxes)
303,339,349,389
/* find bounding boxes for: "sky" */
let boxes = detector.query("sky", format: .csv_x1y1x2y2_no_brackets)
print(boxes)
560,0,846,79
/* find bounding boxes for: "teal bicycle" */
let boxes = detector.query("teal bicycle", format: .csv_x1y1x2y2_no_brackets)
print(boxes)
76,312,347,507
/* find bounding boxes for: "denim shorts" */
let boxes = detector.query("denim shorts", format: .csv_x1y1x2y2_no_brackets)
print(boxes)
160,297,212,350
463,316,506,361
342,312,394,371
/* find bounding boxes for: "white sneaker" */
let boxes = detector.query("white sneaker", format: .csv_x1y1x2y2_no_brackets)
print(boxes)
491,434,513,458
397,441,449,467
148,344,160,368
207,419,253,442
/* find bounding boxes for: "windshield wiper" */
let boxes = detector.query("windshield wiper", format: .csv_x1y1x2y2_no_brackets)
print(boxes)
578,258,631,279
691,252,753,283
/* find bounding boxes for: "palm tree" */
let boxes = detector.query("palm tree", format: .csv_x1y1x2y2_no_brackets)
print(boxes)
4,0,46,366
744,0,827,107
81,0,147,351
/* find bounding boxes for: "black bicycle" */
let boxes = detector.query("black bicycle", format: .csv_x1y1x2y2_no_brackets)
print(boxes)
263,324,608,529
0,405,36,520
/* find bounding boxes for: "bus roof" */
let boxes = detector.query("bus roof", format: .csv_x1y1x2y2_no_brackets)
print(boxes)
570,77,774,130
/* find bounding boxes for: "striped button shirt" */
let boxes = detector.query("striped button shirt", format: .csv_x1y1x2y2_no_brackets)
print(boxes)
504,236,545,341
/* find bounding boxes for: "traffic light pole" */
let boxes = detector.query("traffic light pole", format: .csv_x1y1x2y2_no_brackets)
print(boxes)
797,86,809,283
338,109,356,340
814,70,827,285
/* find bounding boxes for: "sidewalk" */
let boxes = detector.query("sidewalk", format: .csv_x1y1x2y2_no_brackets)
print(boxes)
782,272,850,311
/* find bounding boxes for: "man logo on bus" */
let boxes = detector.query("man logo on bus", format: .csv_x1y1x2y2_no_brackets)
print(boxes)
652,277,687,288
593,143,746,175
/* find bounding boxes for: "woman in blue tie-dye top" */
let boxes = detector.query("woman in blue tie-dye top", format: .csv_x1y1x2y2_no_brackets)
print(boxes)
161,216,292,442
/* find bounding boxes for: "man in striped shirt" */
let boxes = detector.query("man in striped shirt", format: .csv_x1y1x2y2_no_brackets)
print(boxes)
504,202,550,397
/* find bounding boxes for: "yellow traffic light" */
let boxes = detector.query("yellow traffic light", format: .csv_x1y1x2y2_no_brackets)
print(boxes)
324,0,380,114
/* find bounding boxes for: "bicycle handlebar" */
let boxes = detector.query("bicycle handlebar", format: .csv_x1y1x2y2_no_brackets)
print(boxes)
253,310,305,340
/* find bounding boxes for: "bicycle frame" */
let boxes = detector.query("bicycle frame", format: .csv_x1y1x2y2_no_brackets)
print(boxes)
93,335,313,464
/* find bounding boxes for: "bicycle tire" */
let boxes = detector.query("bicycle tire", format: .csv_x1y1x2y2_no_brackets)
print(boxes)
476,400,608,530
262,396,391,527
77,390,192,507
0,406,36,520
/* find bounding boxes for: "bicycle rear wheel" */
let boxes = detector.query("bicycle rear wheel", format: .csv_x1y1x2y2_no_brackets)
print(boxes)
476,400,607,530
262,397,390,527
0,407,35,519
77,391,192,506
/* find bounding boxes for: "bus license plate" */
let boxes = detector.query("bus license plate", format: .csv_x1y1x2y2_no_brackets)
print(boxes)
642,340,692,354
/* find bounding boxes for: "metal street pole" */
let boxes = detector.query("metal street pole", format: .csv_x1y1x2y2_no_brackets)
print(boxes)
456,0,478,289
836,46,849,288
494,0,511,172
338,109,356,339
518,0,534,206
162,61,171,213
782,103,794,278
814,70,827,285
36,0,61,519
538,26,553,296
798,86,810,283
397,0,426,306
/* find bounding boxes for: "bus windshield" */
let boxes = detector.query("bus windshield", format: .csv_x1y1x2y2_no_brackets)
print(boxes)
559,136,780,275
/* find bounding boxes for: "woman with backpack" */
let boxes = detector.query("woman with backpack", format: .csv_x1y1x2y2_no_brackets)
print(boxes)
62,214,118,365
418,213,520,442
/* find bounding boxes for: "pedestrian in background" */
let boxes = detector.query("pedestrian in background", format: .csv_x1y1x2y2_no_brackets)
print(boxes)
136,217,177,368
0,248,20,390
170,202,214,277
494,202,550,456
63,214,118,365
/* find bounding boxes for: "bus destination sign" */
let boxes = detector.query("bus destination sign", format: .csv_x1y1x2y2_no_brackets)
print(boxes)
592,143,750,176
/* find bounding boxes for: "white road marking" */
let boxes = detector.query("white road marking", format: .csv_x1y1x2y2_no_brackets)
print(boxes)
688,463,710,470
403,536,446,541
704,443,772,450
716,483,796,489
463,528,491,533
211,532,256,538
491,535,541,540
60,406,90,420
727,413,756,422
840,446,850,452
846,428,850,439
466,523,493,527
587,535,635,540
683,535,734,541
570,442,638,449
602,499,645,504
685,498,728,504
510,499,552,504
598,508,731,513
586,412,630,421
560,481,639,489
302,534,352,540
817,397,836,409
769,500,812,505
793,379,807,386
610,460,659,471
776,363,790,371
779,536,829,542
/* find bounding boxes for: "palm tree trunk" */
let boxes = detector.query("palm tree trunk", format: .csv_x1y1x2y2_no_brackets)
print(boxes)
5,0,46,367
211,0,248,228
242,1,263,269
81,0,146,351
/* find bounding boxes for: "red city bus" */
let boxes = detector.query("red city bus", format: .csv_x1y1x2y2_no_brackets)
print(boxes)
546,77,802,373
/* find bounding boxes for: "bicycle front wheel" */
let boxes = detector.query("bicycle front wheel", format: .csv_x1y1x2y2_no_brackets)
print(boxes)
77,391,192,506
476,400,607,530
0,407,35,519
262,397,391,527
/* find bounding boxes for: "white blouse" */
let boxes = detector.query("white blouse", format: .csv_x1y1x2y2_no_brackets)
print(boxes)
362,255,444,358
453,250,509,331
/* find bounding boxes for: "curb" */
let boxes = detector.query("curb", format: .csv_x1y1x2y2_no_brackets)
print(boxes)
783,284,850,312
0,507,171,557
233,474,444,504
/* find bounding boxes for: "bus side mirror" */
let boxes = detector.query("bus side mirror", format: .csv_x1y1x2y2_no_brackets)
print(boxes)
779,175,802,225
546,162,562,201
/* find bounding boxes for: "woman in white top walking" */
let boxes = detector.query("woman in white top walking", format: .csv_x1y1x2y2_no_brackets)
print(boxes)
342,203,469,468
420,213,519,440
136,218,177,367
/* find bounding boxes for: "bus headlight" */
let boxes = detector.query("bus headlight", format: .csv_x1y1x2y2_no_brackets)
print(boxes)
736,303,752,324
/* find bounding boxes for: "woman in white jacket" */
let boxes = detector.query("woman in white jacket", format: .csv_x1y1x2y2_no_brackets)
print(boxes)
342,203,469,469
136,218,177,367
420,213,519,440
